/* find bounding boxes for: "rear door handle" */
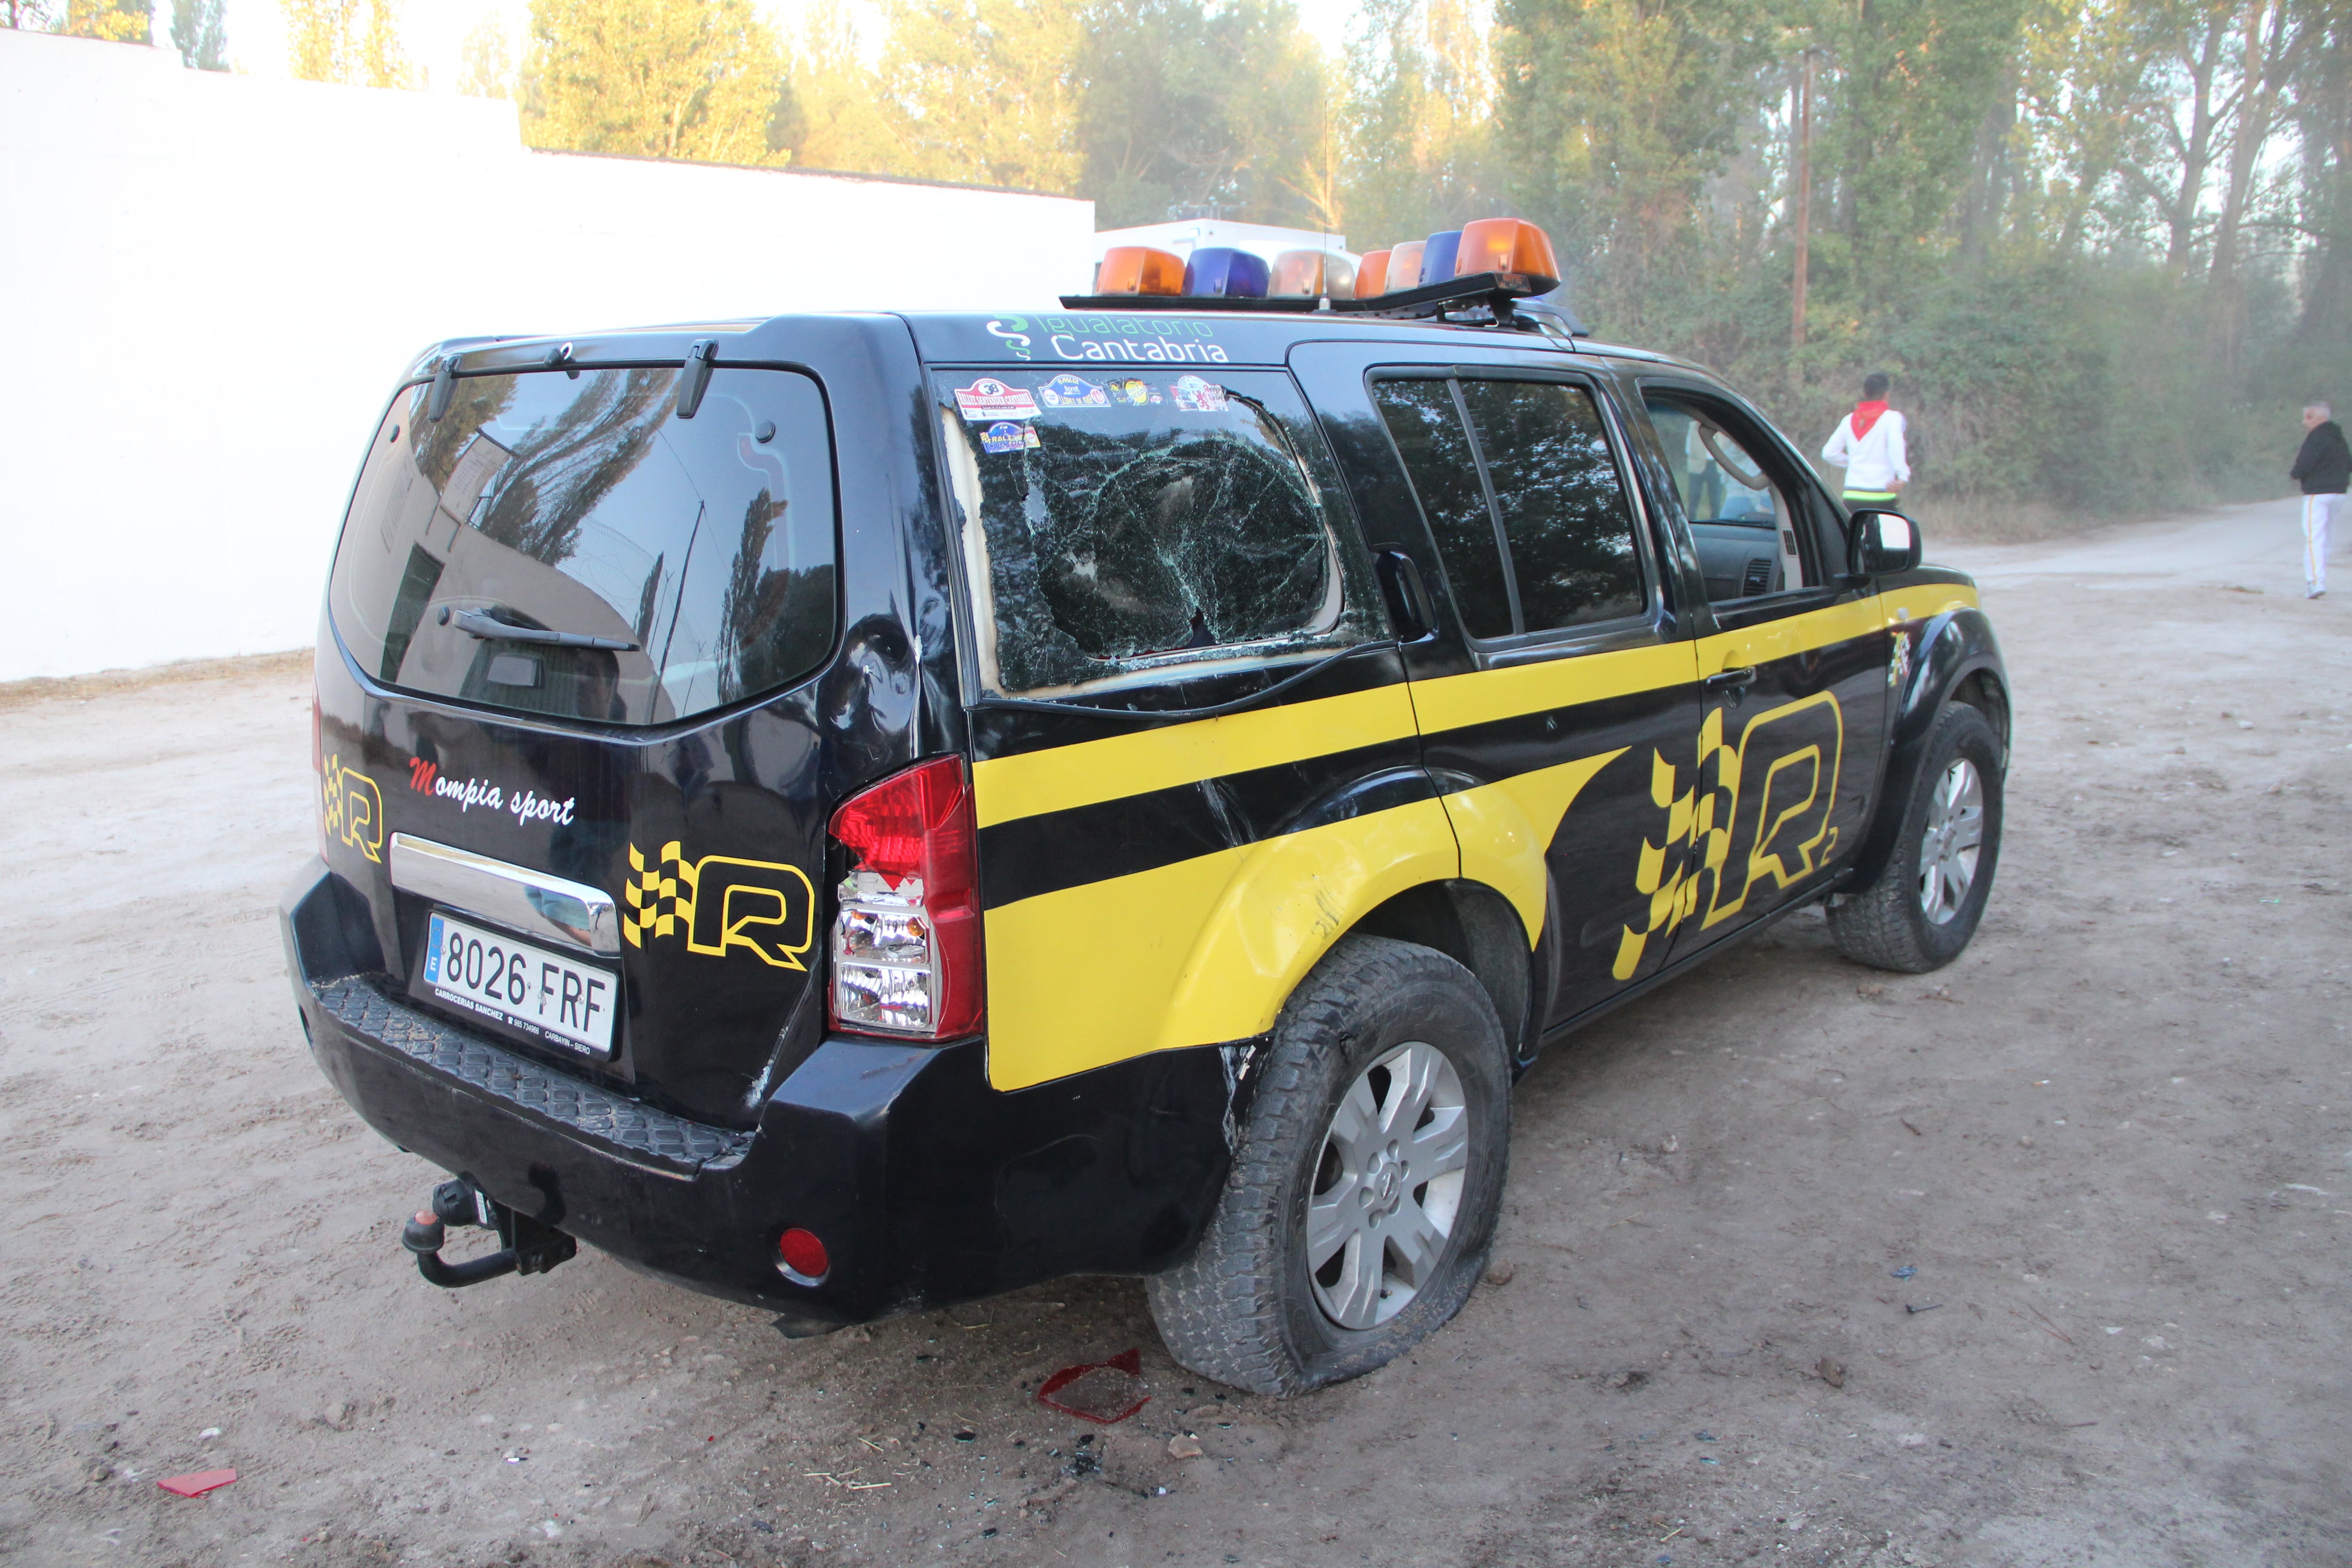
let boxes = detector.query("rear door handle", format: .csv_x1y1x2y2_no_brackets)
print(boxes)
1703,666,1758,692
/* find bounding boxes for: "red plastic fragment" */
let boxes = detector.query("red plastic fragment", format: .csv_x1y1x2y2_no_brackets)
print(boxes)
1034,1347,1150,1425
158,1469,238,1498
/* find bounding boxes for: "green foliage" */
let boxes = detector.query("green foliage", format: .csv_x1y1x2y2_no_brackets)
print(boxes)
523,0,788,166
169,0,223,68
60,0,145,42
287,0,411,88
1342,0,1506,248
458,18,512,98
1830,0,2029,296
880,0,1084,190
1077,0,1341,226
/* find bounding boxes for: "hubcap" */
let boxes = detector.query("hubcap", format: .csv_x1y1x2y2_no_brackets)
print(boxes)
1307,1041,1470,1330
1917,756,1985,925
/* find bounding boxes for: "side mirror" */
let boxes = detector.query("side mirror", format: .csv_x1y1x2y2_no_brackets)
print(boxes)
1847,508,1922,577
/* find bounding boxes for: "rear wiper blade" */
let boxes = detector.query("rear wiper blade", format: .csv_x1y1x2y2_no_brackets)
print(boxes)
449,607,640,653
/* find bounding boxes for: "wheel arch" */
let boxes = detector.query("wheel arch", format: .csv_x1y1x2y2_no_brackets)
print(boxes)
985,794,1467,1091
1842,604,2009,895
1348,877,1546,1070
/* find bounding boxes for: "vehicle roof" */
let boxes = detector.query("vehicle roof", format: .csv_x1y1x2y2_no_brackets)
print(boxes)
403,309,1708,386
890,309,1693,374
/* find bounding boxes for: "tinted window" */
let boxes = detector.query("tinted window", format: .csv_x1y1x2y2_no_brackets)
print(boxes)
1370,378,1514,639
1645,400,1781,528
938,369,1375,695
1374,374,1644,639
328,366,836,725
1457,379,1644,631
1645,394,1817,601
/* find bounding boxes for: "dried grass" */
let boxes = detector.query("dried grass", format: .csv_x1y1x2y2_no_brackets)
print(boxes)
0,648,311,711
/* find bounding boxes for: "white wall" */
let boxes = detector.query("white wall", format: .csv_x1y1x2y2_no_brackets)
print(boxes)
0,32,1096,681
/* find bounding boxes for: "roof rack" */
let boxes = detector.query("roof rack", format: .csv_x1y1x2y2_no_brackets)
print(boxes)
1057,271,1589,335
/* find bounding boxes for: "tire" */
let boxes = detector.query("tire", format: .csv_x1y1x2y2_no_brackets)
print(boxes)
1145,934,1511,1396
1828,700,2004,973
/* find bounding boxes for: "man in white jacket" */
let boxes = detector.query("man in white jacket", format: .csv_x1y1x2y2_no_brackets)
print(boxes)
1821,372,1911,504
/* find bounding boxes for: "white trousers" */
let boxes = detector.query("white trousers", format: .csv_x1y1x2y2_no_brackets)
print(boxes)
2305,492,2343,593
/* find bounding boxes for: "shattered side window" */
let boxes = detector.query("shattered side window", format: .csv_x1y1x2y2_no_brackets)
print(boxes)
936,369,1376,696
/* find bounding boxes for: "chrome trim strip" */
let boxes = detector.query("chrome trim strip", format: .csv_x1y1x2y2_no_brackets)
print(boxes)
389,833,620,957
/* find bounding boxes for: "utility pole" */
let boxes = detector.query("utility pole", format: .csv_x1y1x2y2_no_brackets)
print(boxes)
1792,45,1815,350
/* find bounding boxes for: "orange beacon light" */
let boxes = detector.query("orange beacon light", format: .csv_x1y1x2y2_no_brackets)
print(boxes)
1454,219,1560,287
1095,246,1186,296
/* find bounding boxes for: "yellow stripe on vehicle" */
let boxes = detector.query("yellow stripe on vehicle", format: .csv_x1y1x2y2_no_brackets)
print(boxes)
1883,584,1980,621
983,796,1459,1090
1409,640,1694,737
1696,596,1890,677
971,682,1420,830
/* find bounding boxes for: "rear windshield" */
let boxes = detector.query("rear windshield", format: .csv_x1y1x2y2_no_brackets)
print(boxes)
328,366,836,726
933,368,1376,696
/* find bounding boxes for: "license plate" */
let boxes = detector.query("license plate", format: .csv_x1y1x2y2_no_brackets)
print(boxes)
422,910,617,1058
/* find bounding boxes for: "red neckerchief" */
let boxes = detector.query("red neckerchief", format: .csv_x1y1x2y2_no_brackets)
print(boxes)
1851,400,1889,438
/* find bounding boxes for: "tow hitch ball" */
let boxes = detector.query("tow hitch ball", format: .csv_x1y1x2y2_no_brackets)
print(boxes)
398,1178,576,1289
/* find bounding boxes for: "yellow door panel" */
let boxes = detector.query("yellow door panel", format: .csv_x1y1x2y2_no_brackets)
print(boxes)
1440,749,1628,943
983,796,1459,1090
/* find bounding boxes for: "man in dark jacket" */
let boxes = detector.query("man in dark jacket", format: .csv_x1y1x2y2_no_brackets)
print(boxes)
2291,402,2350,598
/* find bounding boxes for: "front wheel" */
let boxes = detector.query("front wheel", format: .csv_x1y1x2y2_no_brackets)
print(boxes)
1828,700,2004,972
1145,935,1511,1396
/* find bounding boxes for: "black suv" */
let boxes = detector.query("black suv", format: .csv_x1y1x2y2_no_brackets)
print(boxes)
283,276,2008,1395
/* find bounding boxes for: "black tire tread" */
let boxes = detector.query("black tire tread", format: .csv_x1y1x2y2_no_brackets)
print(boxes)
1828,700,2002,973
1146,935,1502,1396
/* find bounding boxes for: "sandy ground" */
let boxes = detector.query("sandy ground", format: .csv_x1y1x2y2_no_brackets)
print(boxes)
1,496,2347,1568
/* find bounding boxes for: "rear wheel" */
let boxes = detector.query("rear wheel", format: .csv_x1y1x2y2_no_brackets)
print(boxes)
1146,935,1511,1395
1828,700,2004,972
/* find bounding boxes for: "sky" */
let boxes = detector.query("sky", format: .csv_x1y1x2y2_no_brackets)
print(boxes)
216,0,1366,85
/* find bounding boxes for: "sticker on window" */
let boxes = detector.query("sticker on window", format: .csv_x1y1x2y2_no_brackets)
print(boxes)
1039,374,1110,409
1106,377,1159,406
1171,375,1228,413
980,421,1038,454
954,378,1041,421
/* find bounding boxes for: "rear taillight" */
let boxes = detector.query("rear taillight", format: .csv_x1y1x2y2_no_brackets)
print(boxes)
826,757,984,1039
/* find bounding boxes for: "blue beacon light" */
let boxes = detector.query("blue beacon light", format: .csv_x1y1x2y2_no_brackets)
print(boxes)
1181,247,1271,298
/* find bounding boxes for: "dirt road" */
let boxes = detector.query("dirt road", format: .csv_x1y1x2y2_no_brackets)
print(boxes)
2,497,2346,1568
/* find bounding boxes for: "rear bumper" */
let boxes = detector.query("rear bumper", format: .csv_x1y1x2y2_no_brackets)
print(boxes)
281,859,1239,1325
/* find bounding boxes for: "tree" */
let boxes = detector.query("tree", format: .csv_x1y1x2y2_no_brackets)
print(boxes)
60,0,145,41
459,17,513,97
774,0,914,174
524,0,789,166
169,0,224,68
1347,0,1505,249
1496,0,1774,332
1826,0,2029,300
1074,0,1342,228
287,0,411,88
881,0,1084,191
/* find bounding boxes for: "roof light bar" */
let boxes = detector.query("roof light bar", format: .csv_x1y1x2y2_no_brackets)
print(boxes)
1065,218,1577,328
